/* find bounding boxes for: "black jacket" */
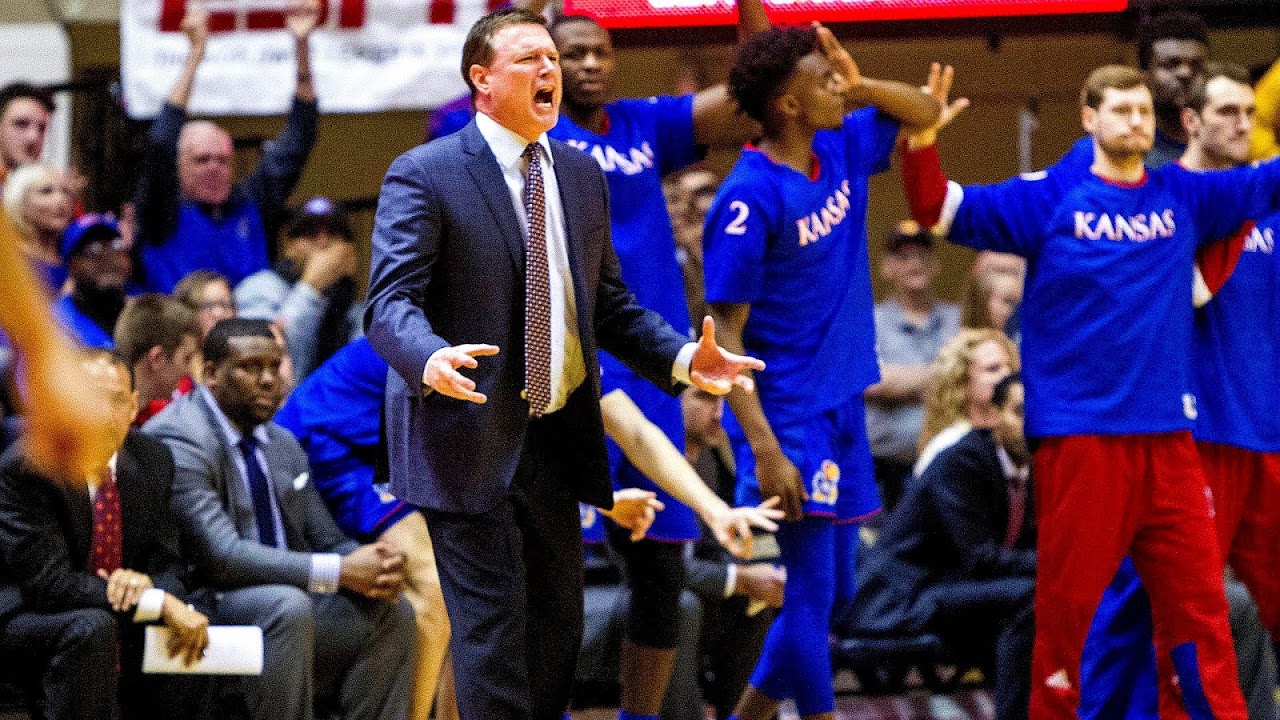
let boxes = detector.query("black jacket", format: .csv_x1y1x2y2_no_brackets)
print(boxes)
0,431,191,627
848,429,1035,636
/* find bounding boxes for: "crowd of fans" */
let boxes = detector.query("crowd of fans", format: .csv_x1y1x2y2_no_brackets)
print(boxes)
0,2,1277,720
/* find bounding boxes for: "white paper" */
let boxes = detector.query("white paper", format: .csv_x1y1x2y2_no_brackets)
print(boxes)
143,625,264,675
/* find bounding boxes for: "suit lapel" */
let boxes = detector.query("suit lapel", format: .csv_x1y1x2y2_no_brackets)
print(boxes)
264,426,304,549
194,392,258,540
462,121,526,274
59,481,94,569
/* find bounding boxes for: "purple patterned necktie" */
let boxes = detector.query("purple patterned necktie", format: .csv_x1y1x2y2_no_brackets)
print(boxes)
523,143,552,418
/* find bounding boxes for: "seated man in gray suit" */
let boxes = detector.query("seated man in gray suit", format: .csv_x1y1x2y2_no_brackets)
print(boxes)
143,318,415,720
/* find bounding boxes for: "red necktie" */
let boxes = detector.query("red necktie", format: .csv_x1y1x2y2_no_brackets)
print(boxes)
523,143,552,418
1003,469,1027,550
88,466,123,574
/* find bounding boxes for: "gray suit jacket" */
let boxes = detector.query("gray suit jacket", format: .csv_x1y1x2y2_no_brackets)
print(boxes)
143,389,357,590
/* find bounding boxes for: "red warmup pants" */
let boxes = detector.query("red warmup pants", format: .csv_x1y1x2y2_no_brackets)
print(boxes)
1031,432,1247,719
1197,440,1280,638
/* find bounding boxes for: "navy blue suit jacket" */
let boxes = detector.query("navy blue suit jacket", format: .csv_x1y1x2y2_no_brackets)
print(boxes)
365,119,688,515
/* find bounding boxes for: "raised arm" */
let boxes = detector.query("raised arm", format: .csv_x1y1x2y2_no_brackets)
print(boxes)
689,0,769,146
242,0,321,217
814,24,939,132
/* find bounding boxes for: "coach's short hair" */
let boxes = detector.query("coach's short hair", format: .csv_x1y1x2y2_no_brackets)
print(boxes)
461,8,548,99
728,25,819,129
203,318,276,366
1081,65,1150,110
172,269,231,312
1137,11,1209,71
114,294,200,366
1184,62,1253,113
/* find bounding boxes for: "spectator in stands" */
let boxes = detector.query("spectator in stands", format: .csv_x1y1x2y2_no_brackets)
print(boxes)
133,0,321,293
864,221,961,512
667,168,720,331
2,163,73,289
274,338,452,720
961,267,1022,335
142,318,415,720
0,349,211,720
113,294,201,426
53,214,134,349
915,329,1018,473
0,83,54,189
174,270,235,341
845,372,1033,720
236,197,361,381
1137,10,1210,168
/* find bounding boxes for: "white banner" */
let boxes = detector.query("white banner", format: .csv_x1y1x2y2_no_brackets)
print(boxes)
120,0,494,118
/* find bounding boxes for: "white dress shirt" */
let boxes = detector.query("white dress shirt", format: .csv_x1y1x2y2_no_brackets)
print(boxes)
476,111,587,414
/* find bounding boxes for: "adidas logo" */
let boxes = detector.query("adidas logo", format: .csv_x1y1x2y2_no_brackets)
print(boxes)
1045,670,1072,691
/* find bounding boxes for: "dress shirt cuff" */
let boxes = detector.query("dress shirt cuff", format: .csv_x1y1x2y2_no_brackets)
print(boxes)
309,554,343,594
723,564,738,599
672,342,697,385
133,588,166,623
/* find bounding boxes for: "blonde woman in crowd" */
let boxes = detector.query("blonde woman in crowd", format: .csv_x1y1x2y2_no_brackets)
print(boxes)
915,329,1020,476
2,163,74,289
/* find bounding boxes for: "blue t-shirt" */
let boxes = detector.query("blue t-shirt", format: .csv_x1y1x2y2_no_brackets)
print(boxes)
550,95,703,537
53,295,114,349
1192,200,1280,452
274,338,413,542
950,159,1280,438
703,108,900,426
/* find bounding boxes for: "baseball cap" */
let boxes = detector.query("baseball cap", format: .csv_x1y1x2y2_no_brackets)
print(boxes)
283,197,353,241
60,213,120,260
885,219,934,254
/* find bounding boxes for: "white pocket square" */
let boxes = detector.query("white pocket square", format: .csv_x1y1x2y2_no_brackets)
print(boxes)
293,473,309,491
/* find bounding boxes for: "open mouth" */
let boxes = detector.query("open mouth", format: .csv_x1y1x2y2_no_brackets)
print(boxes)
534,87,555,109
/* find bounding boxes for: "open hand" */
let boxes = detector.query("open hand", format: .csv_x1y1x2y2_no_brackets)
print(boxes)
285,0,321,39
689,316,765,396
814,23,862,94
180,1,209,49
602,488,665,542
705,497,785,559
424,344,499,403
908,63,970,149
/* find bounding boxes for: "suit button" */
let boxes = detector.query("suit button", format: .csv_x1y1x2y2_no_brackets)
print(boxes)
520,389,528,400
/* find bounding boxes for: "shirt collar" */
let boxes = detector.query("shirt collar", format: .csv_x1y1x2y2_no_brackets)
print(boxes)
200,385,271,448
996,444,1029,484
87,453,119,488
475,112,554,171
885,298,942,333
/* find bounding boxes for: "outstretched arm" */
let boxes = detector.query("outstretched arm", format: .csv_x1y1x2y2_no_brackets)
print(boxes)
166,2,208,110
601,389,781,557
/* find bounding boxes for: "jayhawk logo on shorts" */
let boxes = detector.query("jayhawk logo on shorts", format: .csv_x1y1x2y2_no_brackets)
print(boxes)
580,504,598,530
811,460,840,506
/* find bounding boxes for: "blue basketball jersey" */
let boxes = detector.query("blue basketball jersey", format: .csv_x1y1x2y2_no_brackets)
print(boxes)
703,108,900,426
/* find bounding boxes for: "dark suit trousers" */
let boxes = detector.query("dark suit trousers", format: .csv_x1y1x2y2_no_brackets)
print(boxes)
425,418,585,720
924,578,1035,720
0,608,211,720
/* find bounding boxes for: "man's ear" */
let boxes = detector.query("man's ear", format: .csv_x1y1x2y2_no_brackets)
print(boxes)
1181,106,1201,139
1080,105,1098,135
145,345,165,368
469,65,489,98
775,92,800,121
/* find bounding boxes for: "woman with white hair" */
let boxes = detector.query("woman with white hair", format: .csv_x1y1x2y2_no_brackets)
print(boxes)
2,163,73,289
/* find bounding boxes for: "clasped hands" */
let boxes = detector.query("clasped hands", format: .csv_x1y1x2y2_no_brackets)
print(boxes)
422,316,766,403
97,568,209,667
